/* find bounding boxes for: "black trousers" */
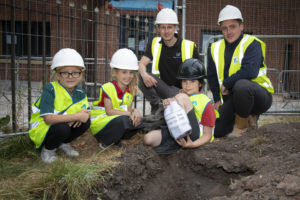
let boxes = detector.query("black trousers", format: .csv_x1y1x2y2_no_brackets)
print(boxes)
44,119,90,150
94,115,144,145
214,79,272,138
138,74,179,107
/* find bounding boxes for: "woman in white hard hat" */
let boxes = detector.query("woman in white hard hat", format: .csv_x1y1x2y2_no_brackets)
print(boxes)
90,48,143,149
138,8,200,117
29,48,90,163
207,5,274,138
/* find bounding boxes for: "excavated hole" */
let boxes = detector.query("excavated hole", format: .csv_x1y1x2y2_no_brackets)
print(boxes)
133,161,254,200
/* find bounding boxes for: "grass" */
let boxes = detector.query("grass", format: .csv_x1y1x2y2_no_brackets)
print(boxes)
0,133,125,200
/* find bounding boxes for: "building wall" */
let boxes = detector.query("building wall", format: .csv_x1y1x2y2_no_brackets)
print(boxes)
0,0,299,92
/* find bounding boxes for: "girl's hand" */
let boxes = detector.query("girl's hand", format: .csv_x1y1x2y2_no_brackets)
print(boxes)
77,109,90,123
71,121,82,128
176,135,194,148
70,109,90,128
130,109,142,127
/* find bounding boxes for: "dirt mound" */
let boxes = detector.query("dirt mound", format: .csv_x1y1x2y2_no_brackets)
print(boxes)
92,123,300,200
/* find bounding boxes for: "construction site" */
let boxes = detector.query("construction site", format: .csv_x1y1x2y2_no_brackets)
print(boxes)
0,0,299,199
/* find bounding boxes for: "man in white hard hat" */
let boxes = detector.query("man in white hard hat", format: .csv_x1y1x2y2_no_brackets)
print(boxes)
207,5,274,137
138,8,200,116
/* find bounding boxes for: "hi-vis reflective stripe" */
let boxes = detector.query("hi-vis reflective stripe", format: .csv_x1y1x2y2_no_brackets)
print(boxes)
199,124,204,137
213,40,223,87
258,68,267,77
238,35,250,63
152,37,162,74
93,106,105,110
32,106,39,114
262,81,273,89
181,40,194,62
30,121,39,129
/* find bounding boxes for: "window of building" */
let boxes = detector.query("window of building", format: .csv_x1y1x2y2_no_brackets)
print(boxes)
200,30,222,54
1,21,51,56
120,15,155,59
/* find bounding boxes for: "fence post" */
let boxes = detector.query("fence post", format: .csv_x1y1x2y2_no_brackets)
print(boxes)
69,2,74,48
56,0,61,51
27,0,32,128
105,10,110,83
10,0,16,131
81,4,87,89
93,7,99,99
42,0,46,87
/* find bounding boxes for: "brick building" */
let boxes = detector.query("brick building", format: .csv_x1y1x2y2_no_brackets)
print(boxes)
0,0,299,92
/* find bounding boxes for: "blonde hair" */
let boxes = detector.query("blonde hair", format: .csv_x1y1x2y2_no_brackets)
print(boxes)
112,68,138,97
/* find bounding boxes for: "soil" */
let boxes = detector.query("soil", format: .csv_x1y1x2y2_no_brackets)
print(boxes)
85,122,300,200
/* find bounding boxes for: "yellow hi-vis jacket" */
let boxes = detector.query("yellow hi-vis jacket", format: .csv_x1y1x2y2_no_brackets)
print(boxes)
90,82,133,135
151,37,195,75
29,81,89,149
189,93,216,143
210,34,274,100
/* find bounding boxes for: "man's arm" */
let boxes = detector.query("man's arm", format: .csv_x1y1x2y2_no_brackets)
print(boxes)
138,56,151,77
138,55,157,87
192,43,200,59
206,44,221,103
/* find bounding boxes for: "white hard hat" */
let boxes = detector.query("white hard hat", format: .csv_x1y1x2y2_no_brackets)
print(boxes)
218,5,243,25
51,48,85,70
110,48,138,70
155,8,179,25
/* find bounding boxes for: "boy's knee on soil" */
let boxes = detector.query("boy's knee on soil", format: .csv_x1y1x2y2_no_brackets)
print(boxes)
144,130,162,147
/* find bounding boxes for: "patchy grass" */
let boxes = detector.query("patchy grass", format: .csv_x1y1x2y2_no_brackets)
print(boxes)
258,115,300,127
0,131,129,200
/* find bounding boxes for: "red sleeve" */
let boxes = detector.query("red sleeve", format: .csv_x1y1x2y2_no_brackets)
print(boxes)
200,102,216,127
98,92,108,107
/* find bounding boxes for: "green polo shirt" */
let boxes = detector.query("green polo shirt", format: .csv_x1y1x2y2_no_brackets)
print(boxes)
39,82,87,116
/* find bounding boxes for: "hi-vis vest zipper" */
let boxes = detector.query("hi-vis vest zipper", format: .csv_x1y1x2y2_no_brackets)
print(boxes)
90,82,133,135
189,93,216,143
210,34,274,101
29,81,89,149
151,37,195,75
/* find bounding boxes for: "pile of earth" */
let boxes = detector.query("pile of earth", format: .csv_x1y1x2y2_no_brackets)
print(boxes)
90,122,300,200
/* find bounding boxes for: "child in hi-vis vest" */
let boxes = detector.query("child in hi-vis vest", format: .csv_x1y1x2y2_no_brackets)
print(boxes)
144,59,217,154
29,48,90,163
90,48,143,149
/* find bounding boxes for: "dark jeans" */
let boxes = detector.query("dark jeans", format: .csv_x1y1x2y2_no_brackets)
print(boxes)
214,79,272,138
44,119,90,150
138,73,179,107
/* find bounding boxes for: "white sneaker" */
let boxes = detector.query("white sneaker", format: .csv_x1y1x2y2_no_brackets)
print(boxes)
41,147,57,163
58,143,79,157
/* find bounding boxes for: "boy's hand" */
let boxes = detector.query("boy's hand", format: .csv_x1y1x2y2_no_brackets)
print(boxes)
176,136,194,148
162,98,175,108
214,101,222,110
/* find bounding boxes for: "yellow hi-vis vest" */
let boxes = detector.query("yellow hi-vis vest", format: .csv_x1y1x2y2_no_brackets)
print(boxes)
151,37,195,75
29,81,89,149
189,93,215,143
210,34,274,100
90,82,133,135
